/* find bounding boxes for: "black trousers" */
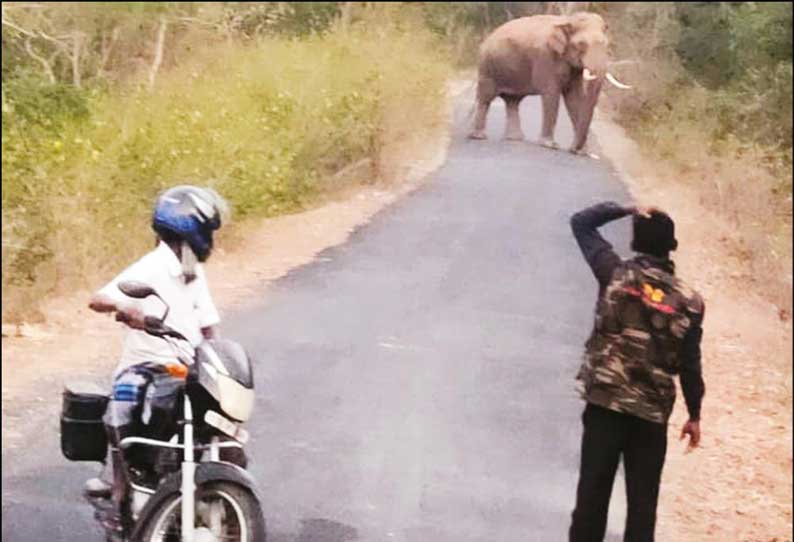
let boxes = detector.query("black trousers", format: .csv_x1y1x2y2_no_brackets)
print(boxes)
569,403,668,542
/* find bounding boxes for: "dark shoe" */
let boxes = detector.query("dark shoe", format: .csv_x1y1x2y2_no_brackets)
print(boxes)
89,495,124,537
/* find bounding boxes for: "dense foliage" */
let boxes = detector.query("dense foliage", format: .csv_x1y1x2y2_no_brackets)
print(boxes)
609,2,793,154
1,2,450,320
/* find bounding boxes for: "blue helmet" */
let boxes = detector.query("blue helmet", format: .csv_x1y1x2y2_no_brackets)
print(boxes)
152,185,228,261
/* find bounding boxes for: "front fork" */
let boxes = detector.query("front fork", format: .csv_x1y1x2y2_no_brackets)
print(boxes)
182,398,224,541
181,396,196,542
206,437,223,537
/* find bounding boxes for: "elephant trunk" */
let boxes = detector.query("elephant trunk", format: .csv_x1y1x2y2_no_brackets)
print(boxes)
581,68,601,99
570,75,602,153
581,44,609,79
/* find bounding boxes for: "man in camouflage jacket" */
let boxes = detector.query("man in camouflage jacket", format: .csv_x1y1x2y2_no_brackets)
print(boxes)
568,201,705,542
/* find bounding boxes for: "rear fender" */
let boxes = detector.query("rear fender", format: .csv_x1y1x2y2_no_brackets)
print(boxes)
130,461,261,540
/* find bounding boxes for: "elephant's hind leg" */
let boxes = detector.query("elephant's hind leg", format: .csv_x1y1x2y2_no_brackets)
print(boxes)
503,95,525,141
468,78,496,140
469,100,491,140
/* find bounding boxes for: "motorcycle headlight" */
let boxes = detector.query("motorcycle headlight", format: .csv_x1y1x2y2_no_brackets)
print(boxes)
216,374,255,422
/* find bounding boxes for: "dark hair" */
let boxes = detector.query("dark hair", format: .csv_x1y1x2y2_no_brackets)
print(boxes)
631,211,677,257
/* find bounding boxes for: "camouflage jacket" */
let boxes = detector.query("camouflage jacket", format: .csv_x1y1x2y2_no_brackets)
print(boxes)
571,202,705,425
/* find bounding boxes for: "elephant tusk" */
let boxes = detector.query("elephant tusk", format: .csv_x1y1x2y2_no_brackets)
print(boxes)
606,72,632,89
607,60,640,68
583,68,598,81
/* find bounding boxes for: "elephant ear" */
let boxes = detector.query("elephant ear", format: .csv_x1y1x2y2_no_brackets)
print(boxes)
548,21,573,56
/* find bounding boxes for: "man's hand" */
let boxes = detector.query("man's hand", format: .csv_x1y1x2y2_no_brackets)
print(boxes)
633,205,664,218
680,419,701,449
88,292,120,313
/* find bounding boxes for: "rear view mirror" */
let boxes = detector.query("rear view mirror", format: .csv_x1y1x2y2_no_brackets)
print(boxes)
118,281,157,299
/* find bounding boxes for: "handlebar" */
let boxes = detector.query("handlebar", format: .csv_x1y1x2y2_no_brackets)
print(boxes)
145,318,188,341
115,310,188,341
142,315,182,338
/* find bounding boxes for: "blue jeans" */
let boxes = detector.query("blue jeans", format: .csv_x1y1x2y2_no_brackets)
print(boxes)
103,362,182,447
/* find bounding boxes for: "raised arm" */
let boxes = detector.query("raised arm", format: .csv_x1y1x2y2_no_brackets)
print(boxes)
570,201,635,288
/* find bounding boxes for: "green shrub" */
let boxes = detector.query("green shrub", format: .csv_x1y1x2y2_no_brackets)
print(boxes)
2,73,92,129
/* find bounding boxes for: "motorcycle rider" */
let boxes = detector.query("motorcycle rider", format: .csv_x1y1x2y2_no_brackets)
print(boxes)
84,185,228,534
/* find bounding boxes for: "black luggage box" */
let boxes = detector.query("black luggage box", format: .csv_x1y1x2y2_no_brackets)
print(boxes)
61,381,109,462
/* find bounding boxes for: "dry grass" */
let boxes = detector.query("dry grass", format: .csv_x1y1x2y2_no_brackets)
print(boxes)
605,85,792,312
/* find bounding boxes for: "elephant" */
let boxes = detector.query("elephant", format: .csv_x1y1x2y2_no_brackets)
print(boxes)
468,12,631,155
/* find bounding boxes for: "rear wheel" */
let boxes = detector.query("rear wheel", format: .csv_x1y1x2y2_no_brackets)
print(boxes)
137,481,265,542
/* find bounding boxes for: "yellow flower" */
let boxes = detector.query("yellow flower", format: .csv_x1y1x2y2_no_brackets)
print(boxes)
53,140,63,151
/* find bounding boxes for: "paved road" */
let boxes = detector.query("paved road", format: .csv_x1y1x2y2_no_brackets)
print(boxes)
2,88,634,542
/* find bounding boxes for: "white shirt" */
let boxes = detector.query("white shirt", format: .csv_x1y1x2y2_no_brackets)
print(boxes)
99,242,220,376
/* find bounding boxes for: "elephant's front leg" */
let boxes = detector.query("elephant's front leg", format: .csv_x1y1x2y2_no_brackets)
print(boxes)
568,82,601,154
569,103,595,154
503,96,524,141
538,92,561,149
563,84,581,135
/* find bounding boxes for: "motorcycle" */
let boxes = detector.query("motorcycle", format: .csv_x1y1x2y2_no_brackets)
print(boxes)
60,280,266,542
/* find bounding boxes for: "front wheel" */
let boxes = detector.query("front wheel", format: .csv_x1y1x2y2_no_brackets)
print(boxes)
137,481,266,542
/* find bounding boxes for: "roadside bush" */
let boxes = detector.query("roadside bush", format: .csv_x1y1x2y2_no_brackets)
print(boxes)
1,7,450,322
596,2,792,310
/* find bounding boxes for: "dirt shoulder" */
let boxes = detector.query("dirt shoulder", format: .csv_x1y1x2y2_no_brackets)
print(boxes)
591,110,793,541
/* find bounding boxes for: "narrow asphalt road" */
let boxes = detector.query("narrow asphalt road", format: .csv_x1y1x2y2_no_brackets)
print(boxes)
2,87,634,542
